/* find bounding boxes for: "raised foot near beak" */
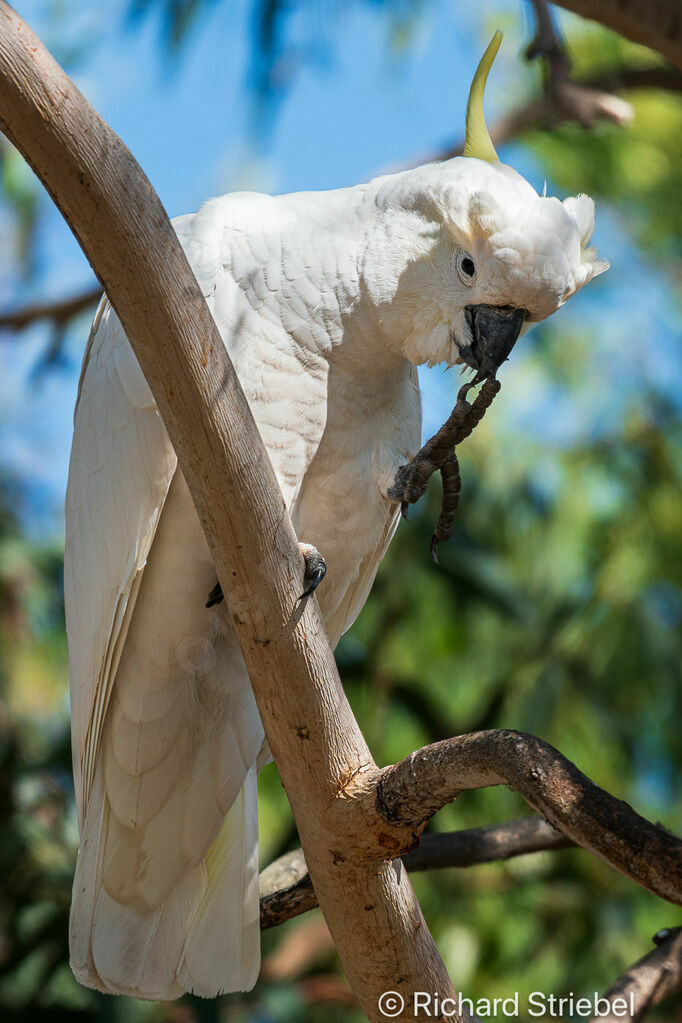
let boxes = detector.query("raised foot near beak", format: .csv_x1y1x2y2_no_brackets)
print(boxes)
298,542,327,600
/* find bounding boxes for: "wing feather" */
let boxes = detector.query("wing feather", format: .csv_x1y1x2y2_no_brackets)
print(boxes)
325,505,402,648
66,189,382,999
65,300,177,827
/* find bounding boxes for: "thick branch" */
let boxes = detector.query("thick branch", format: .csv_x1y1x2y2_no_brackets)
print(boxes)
0,6,455,1020
259,816,572,929
0,284,100,332
591,927,682,1023
551,0,682,72
377,730,682,906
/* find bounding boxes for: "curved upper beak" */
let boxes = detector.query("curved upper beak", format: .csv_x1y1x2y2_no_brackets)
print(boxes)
461,304,527,380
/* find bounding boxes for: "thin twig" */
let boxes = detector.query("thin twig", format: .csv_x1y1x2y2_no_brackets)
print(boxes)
589,67,682,94
0,284,100,332
259,815,572,929
526,0,634,129
590,927,682,1023
404,814,573,871
527,0,571,83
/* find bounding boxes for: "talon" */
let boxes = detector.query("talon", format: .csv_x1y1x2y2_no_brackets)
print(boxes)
205,582,224,608
430,535,440,565
300,565,326,599
298,543,327,601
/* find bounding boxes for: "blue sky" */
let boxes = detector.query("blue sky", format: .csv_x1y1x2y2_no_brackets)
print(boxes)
1,0,679,536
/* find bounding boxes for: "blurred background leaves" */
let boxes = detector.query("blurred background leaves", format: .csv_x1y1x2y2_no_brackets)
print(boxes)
0,0,680,1020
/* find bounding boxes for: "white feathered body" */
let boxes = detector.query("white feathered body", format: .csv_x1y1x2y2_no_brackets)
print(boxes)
65,157,606,999
66,180,421,999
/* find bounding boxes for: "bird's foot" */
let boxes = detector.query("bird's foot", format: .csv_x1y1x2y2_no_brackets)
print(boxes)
387,377,501,557
299,543,327,600
206,543,326,607
205,582,224,608
387,457,438,520
430,454,462,564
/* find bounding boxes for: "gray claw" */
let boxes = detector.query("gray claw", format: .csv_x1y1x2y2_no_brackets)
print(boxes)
299,548,327,601
205,582,224,608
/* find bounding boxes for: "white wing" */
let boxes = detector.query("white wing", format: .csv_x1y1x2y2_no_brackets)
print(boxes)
66,296,265,997
66,194,333,999
65,185,412,999
65,296,178,829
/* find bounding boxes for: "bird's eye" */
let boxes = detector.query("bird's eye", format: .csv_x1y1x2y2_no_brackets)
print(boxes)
457,252,476,285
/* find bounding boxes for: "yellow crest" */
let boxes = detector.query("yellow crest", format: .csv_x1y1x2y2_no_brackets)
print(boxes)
463,31,502,163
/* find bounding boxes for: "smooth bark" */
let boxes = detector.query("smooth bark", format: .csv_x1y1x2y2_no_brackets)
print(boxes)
0,4,455,1019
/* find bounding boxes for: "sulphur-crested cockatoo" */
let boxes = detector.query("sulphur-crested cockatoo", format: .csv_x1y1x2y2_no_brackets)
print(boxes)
65,32,607,1000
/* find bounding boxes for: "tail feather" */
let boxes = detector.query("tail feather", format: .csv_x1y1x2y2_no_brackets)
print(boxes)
69,467,265,1000
70,766,260,999
178,764,261,995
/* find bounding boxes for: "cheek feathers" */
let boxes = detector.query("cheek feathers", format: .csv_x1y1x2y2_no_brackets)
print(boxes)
402,319,457,368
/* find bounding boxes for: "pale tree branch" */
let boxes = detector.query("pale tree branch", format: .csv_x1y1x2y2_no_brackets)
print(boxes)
0,6,462,1021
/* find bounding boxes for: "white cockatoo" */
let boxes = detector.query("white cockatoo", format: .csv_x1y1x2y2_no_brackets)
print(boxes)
65,33,607,1000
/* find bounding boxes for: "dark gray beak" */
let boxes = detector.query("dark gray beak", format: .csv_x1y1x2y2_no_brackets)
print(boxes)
461,304,527,380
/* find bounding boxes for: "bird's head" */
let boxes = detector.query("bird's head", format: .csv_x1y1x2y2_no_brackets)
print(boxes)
367,32,608,374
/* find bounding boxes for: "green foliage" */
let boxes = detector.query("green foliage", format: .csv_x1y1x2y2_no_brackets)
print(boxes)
336,384,681,999
0,481,76,1019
